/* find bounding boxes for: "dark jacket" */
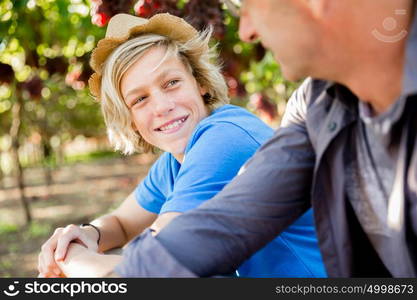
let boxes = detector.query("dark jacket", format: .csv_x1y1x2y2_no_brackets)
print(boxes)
115,5,417,277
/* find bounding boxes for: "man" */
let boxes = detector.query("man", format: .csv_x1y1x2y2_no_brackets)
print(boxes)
59,0,417,277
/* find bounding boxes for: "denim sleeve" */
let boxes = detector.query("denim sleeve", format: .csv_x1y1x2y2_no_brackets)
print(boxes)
115,80,316,277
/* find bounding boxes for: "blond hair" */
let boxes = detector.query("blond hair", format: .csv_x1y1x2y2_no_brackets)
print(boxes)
100,28,229,154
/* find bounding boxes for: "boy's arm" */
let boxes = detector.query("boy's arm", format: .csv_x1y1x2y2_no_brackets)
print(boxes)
57,243,122,278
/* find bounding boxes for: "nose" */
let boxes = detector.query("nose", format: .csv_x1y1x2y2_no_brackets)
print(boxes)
153,94,175,117
238,13,259,42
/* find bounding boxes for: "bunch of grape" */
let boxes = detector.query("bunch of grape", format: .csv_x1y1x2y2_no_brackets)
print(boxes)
91,0,134,27
44,57,68,76
76,54,94,85
254,44,266,62
78,64,94,85
26,50,40,68
184,0,225,39
90,0,226,39
134,0,181,18
22,76,43,100
0,63,14,84
249,93,277,123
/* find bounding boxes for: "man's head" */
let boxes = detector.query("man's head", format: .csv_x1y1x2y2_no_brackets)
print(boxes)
238,0,414,82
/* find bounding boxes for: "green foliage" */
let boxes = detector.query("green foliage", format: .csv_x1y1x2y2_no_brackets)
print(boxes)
24,222,52,239
0,221,51,241
0,0,302,169
0,223,19,236
0,258,13,277
65,149,123,164
241,52,301,103
1,0,106,169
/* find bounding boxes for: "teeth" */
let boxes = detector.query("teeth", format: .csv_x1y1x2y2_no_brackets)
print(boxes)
160,117,186,131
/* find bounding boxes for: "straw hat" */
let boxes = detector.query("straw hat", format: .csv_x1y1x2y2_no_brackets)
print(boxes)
88,13,199,100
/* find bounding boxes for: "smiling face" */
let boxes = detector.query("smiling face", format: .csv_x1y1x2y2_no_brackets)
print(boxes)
120,46,208,162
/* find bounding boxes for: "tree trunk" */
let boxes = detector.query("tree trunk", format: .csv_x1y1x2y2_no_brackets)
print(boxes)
42,137,53,186
0,157,3,189
9,86,32,224
56,142,65,166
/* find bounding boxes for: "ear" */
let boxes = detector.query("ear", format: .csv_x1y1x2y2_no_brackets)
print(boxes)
198,84,208,97
131,121,139,133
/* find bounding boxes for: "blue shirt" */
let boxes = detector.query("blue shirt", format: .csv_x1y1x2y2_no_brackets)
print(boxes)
135,104,326,277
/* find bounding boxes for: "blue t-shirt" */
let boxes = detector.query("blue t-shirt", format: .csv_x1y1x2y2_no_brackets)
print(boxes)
135,104,326,277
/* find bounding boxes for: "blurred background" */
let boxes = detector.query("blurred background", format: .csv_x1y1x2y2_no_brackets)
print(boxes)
0,0,300,277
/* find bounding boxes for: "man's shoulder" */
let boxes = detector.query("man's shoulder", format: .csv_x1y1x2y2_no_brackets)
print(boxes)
281,78,333,127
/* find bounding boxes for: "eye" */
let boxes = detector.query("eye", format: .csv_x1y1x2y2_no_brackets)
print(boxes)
165,79,179,88
131,96,147,107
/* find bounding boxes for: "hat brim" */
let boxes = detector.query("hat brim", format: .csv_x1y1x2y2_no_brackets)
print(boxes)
89,13,198,99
